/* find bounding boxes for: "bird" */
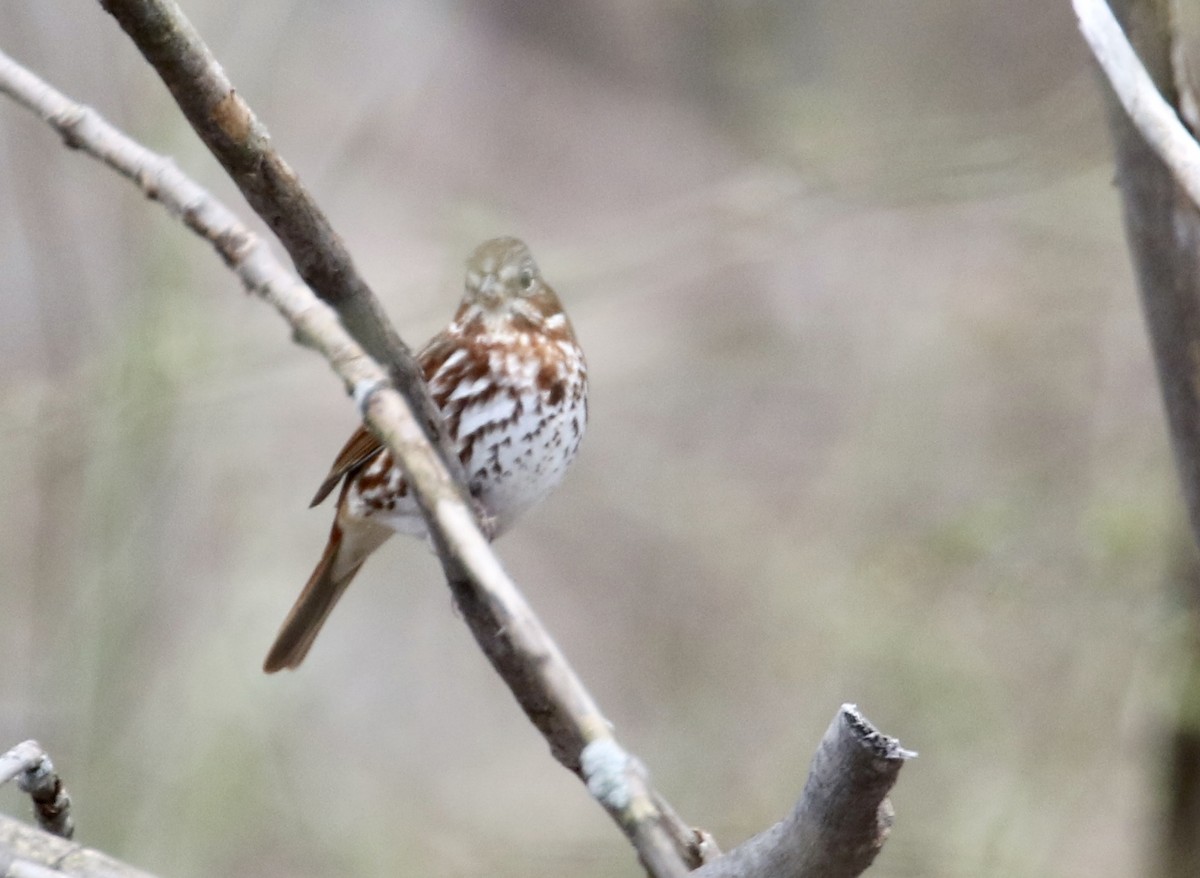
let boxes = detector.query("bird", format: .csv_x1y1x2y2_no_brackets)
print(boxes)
263,237,588,672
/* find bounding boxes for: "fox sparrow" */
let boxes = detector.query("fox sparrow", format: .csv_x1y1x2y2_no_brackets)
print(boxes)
263,237,588,672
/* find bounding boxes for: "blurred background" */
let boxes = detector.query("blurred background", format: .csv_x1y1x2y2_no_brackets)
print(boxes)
0,2,1190,876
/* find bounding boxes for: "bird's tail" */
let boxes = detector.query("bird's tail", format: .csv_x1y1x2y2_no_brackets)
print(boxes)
263,517,391,673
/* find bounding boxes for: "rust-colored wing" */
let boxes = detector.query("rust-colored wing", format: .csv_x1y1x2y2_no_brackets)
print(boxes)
310,330,459,508
309,424,384,507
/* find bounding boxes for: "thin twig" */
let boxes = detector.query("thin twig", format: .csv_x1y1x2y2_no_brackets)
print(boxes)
0,742,73,840
0,47,701,876
1074,0,1200,208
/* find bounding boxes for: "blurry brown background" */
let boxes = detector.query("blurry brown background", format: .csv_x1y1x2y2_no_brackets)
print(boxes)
0,2,1183,876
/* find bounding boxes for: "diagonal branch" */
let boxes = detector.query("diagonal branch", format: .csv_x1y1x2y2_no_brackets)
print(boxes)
95,0,466,492
1074,0,1200,539
1074,0,1200,209
0,46,700,876
1075,2,1200,875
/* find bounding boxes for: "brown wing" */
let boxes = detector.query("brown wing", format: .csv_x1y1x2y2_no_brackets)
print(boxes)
309,424,384,507
309,331,461,508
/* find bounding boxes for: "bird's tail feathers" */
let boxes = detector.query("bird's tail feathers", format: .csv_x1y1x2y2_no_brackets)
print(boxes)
263,517,391,673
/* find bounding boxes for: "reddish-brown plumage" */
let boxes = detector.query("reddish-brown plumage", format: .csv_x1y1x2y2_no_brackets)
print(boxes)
264,238,588,672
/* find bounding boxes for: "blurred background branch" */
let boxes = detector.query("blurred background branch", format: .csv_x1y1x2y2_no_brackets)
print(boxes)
1076,1,1200,876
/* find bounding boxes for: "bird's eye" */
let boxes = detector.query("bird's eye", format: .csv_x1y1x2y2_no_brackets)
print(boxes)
518,267,536,291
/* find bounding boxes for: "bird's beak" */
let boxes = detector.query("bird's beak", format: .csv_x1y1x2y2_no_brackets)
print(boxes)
478,276,503,307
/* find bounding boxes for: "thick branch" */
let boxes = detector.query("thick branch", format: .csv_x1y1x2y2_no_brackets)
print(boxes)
0,813,154,878
95,0,465,489
1078,5,1200,877
0,48,700,876
695,706,912,878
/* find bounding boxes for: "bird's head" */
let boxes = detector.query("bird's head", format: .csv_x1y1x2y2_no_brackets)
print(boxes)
456,237,572,338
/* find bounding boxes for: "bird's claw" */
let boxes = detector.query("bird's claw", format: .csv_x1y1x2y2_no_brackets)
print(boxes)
471,496,498,542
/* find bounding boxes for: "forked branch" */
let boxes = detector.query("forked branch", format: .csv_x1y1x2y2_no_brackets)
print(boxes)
0,9,911,873
0,43,698,875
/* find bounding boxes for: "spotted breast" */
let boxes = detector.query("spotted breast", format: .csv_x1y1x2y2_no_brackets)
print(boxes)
263,237,588,672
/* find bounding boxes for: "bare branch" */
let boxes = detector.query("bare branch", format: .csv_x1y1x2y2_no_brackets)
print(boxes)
0,47,703,875
1079,3,1200,875
0,743,73,841
0,813,154,878
1076,0,1200,541
1074,0,1200,208
95,0,467,493
694,706,912,878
